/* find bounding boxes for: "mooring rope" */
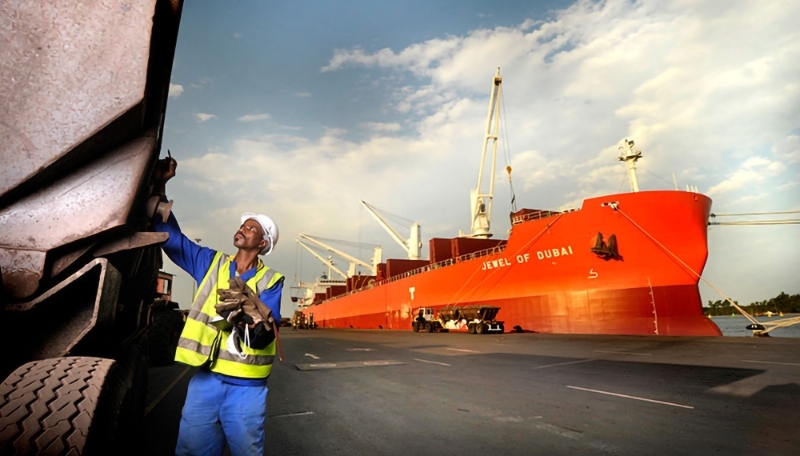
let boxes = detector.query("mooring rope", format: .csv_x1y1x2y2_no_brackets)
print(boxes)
607,203,761,326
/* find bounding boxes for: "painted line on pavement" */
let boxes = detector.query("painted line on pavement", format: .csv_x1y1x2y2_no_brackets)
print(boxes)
305,353,321,359
347,348,375,352
566,386,694,409
145,366,191,416
741,359,800,367
414,358,451,366
295,360,406,371
270,411,314,418
594,350,652,356
533,359,595,370
446,348,480,353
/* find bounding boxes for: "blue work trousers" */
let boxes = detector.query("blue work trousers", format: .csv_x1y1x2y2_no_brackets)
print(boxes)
175,370,268,456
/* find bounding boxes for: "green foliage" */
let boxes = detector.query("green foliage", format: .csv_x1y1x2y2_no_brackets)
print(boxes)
703,292,800,316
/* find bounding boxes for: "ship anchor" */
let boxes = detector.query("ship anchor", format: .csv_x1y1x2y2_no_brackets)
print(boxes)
591,232,620,259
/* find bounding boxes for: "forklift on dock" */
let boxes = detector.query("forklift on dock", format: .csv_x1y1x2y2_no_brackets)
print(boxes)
412,305,504,334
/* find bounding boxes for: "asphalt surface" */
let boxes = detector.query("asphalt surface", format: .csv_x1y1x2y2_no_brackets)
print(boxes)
143,330,800,455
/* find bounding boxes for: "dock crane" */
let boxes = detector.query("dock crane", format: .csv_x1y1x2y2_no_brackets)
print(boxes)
360,200,423,260
297,233,382,277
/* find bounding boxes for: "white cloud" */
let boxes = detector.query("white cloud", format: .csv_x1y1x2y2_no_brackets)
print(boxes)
168,83,184,98
772,135,800,164
238,113,272,122
361,122,401,132
707,157,786,196
194,113,216,123
171,0,800,311
190,77,211,89
295,92,312,98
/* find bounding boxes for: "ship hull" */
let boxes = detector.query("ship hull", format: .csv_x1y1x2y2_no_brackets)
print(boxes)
304,191,723,337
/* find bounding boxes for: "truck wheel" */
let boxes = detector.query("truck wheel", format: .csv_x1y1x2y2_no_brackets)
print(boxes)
476,323,485,334
147,310,184,367
426,322,434,333
468,323,476,334
0,355,142,455
412,322,419,333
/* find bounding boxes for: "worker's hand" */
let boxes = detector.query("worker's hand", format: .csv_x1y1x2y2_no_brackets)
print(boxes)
153,152,177,184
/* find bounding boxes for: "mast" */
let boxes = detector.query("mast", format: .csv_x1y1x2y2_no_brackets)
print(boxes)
468,67,503,238
617,138,642,193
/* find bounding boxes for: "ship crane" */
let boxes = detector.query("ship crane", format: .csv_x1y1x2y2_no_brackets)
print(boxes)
360,200,422,260
295,240,348,279
462,67,504,239
297,233,381,277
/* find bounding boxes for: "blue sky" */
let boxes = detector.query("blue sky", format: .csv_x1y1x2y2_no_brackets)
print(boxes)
161,0,800,316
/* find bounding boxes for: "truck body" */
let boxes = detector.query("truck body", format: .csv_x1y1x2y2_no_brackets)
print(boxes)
412,305,505,334
0,1,186,454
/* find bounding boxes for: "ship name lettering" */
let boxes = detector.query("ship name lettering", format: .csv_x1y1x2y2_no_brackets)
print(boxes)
536,246,573,260
481,254,531,271
481,257,514,271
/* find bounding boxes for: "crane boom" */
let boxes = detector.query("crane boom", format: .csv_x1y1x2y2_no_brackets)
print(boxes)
467,67,503,239
360,200,422,260
296,240,347,279
298,233,380,276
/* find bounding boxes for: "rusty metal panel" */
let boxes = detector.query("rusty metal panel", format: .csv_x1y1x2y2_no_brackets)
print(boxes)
0,0,159,198
0,133,154,298
93,232,169,257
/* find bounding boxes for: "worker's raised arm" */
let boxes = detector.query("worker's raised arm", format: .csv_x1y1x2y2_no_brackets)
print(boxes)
151,153,216,284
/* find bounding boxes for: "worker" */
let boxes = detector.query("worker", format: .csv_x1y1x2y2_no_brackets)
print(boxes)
151,155,284,456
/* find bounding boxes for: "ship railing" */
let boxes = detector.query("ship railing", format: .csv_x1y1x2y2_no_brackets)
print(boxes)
321,244,509,303
511,208,577,225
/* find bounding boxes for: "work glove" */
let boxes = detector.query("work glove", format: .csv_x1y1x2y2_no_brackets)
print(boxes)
215,277,274,329
215,287,246,323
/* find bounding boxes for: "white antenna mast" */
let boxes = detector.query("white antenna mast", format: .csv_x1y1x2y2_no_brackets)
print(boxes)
617,138,642,193
468,67,503,238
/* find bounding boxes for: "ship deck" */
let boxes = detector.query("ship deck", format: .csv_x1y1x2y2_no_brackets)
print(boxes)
143,330,799,455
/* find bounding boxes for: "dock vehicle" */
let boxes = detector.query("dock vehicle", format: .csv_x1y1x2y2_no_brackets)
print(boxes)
412,305,505,334
0,1,186,454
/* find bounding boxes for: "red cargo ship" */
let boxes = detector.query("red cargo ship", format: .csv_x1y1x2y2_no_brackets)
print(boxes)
300,69,722,337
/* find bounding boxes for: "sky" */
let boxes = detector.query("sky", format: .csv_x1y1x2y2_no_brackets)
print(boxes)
160,0,800,317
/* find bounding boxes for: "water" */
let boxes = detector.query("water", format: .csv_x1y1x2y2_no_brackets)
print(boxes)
709,314,800,338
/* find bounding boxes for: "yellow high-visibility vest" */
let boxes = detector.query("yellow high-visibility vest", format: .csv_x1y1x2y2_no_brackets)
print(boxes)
175,252,283,378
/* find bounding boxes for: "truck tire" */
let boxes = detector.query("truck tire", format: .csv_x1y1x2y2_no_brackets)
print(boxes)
412,322,419,333
468,323,476,334
0,354,143,456
476,323,485,334
147,310,184,367
426,322,434,333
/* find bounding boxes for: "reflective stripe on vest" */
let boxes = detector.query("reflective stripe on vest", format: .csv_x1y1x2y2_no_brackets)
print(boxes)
175,252,283,379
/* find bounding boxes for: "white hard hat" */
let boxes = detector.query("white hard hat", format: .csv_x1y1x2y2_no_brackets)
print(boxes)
241,212,279,255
